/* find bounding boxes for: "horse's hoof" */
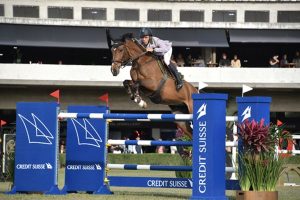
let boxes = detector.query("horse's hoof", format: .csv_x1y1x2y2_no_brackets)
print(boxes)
142,102,148,108
138,100,147,108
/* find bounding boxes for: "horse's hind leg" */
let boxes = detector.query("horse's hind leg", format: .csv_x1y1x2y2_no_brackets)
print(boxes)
169,105,192,139
123,80,135,100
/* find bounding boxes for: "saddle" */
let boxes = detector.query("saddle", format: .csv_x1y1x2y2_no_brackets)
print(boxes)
156,57,184,80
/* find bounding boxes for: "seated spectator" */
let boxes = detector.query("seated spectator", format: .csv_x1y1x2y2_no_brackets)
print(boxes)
219,53,231,67
185,54,193,67
193,55,206,67
280,54,289,67
292,51,300,68
269,54,280,67
231,54,241,68
111,145,122,154
176,53,186,67
156,138,165,154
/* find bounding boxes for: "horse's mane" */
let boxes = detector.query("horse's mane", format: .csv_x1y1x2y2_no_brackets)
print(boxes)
121,33,134,42
120,33,146,52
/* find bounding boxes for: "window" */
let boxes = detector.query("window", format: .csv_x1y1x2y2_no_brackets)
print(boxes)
13,5,39,18
115,9,139,21
82,7,106,20
180,10,204,22
48,6,73,19
148,9,171,21
245,11,269,22
0,4,4,16
278,11,300,23
212,10,236,22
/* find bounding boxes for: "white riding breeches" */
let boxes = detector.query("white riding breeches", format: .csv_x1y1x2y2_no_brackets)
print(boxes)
163,48,172,66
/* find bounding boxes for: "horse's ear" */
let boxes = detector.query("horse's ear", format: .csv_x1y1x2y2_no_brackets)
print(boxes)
106,28,113,49
128,33,134,38
122,33,134,41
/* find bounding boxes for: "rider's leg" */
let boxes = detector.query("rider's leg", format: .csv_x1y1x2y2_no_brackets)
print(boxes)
168,62,183,90
164,49,183,90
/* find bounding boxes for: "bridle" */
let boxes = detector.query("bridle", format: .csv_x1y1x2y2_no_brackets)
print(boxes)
111,39,148,68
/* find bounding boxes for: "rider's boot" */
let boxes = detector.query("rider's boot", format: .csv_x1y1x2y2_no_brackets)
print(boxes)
168,62,183,90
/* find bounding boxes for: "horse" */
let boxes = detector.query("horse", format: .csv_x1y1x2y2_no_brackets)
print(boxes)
107,31,198,138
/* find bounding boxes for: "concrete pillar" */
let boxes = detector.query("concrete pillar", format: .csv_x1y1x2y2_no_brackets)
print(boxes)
269,10,277,23
4,3,13,18
107,7,114,21
205,9,212,23
140,8,147,22
73,5,81,20
237,9,244,23
172,9,180,22
39,5,47,19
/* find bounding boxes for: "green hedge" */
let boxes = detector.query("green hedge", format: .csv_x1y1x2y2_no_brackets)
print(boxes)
58,153,300,168
108,153,184,165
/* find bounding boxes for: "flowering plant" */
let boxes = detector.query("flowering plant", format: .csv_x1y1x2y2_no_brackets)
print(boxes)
237,119,291,191
174,127,192,178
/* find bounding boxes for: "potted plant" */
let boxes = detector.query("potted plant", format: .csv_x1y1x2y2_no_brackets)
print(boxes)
236,119,291,200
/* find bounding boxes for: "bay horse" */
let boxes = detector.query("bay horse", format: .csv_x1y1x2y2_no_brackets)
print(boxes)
107,31,198,138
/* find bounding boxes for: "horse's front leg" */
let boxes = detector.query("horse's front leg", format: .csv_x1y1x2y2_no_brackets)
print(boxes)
132,83,147,109
123,80,135,100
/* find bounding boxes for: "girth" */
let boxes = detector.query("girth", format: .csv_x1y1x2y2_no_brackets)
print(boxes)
148,74,168,104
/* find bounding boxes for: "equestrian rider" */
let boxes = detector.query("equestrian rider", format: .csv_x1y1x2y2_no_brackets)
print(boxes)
139,28,183,90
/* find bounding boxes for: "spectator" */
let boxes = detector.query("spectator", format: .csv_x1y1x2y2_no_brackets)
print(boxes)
269,54,280,67
111,145,122,154
176,53,186,67
170,138,178,154
122,136,128,154
292,51,300,68
156,138,165,154
280,54,289,67
60,140,65,154
219,53,231,67
231,54,241,68
127,143,135,154
134,136,143,154
193,55,205,67
186,54,193,67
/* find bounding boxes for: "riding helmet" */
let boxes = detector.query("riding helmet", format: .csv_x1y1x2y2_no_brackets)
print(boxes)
139,28,153,37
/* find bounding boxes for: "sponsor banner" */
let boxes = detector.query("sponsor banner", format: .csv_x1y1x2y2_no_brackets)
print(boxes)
191,93,228,199
236,97,272,124
109,176,192,189
109,177,240,190
12,102,59,193
63,105,108,192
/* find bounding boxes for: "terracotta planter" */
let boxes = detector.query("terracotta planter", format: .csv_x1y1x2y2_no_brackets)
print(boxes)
236,191,278,200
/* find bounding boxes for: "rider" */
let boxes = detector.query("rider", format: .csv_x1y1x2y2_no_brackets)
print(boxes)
139,28,183,90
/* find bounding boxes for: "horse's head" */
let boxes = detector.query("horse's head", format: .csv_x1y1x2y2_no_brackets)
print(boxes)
110,41,130,76
107,30,144,76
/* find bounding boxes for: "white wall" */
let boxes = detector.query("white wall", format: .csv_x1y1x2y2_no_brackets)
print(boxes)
0,64,299,89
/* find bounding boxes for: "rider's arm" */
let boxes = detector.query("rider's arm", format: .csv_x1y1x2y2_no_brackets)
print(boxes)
152,37,172,55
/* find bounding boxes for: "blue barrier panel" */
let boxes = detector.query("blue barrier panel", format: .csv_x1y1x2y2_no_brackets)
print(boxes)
62,105,112,194
236,96,272,124
9,102,61,194
191,93,228,200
